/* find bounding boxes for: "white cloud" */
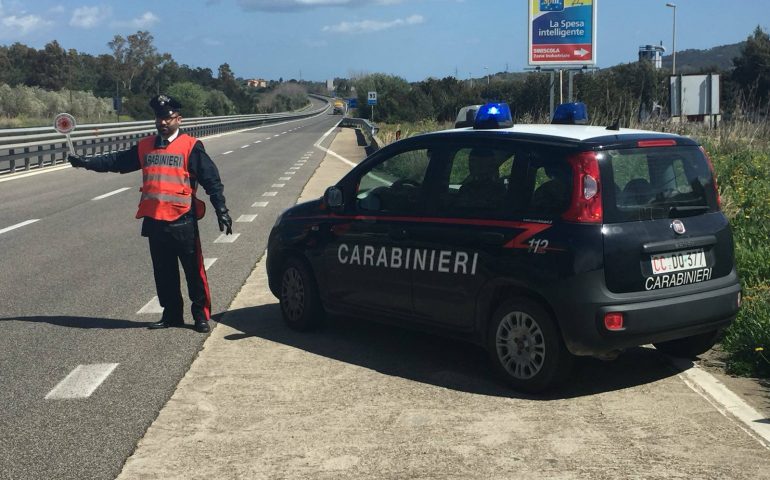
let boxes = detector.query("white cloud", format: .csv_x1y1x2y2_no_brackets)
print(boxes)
2,13,51,34
323,14,423,34
112,11,159,29
237,0,403,12
70,6,111,28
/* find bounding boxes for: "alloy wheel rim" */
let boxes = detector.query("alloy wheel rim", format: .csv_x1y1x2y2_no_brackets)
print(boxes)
281,267,305,322
495,310,546,379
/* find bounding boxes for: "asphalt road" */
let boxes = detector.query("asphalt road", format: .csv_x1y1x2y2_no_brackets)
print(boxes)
0,104,342,480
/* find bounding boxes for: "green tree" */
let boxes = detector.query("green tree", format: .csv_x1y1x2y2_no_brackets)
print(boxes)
732,26,770,106
167,81,209,117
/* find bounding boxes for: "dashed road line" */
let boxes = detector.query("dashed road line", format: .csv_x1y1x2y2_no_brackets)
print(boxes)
204,258,217,270
45,363,119,400
241,145,250,149
252,201,269,207
271,184,285,188
214,233,241,243
279,177,291,181
262,192,277,197
284,171,295,175
92,187,131,200
237,214,258,222
222,150,233,155
0,219,40,235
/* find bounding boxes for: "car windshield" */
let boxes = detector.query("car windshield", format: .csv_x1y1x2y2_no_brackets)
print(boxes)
602,146,717,222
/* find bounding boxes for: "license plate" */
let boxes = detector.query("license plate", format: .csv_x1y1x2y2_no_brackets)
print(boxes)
650,249,706,275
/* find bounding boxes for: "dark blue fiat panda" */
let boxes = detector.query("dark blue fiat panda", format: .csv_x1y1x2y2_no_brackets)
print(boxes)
266,103,741,392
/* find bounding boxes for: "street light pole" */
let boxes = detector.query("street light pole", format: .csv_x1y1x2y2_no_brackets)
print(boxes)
666,3,677,75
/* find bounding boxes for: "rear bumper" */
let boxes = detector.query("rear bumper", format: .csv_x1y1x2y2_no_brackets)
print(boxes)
552,270,741,356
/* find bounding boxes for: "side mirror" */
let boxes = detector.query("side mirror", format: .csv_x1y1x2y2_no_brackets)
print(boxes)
324,186,343,209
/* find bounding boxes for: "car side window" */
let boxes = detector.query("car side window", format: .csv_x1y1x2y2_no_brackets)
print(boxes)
435,146,515,217
527,151,572,216
356,148,430,214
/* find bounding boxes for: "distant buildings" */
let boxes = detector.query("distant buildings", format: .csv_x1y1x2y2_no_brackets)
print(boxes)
639,43,666,69
246,78,268,88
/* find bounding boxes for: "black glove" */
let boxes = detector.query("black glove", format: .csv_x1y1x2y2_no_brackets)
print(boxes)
216,208,233,235
68,154,89,169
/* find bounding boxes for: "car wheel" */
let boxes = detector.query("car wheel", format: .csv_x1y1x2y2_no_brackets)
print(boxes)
487,298,573,393
279,257,324,331
653,330,722,359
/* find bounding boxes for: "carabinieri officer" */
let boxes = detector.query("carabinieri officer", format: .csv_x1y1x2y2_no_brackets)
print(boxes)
68,94,233,333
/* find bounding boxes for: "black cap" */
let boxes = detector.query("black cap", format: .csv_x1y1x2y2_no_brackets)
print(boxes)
149,94,182,118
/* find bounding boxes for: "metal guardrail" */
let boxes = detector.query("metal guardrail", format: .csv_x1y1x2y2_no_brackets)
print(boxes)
0,98,330,176
338,117,380,151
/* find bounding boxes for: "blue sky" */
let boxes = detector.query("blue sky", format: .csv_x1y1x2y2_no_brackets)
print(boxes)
0,0,767,82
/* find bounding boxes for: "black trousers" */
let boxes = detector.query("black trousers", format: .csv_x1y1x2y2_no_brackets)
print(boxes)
147,220,211,323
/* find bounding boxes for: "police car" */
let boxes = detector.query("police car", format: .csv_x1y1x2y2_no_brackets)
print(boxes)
266,102,741,392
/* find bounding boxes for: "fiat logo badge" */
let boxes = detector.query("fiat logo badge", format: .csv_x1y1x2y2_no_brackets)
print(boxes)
671,219,686,235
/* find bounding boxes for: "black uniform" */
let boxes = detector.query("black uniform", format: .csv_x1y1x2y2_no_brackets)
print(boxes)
84,135,227,326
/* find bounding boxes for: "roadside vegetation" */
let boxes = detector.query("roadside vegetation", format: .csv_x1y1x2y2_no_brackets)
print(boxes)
2,25,768,377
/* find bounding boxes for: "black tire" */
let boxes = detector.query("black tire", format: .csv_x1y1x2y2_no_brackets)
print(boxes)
279,257,324,331
653,330,722,359
487,298,573,393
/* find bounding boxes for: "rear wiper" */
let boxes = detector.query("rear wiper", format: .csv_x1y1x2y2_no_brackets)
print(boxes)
668,205,709,217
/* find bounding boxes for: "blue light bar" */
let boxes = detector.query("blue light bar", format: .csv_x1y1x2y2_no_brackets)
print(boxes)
552,102,588,125
473,102,513,129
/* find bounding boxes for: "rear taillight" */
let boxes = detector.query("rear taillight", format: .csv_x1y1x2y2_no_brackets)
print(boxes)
699,146,722,209
562,151,602,223
604,312,625,331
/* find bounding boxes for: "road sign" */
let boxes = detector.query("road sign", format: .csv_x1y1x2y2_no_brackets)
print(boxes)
528,0,597,66
367,91,377,106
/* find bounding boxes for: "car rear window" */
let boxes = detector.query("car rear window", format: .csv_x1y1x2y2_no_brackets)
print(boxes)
602,146,717,223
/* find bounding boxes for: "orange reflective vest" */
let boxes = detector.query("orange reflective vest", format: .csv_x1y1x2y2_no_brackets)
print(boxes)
135,134,206,221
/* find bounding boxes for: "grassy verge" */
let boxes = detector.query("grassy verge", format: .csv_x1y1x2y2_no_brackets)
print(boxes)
377,118,770,378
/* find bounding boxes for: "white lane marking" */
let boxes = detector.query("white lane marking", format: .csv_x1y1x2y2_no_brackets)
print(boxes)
222,150,233,155
204,258,217,271
263,192,277,197
45,363,119,400
92,187,131,201
289,166,300,170
279,177,291,181
137,297,163,314
252,201,269,207
314,123,357,167
282,131,288,134
237,214,258,222
0,219,40,235
254,140,262,144
271,184,285,188
0,164,71,183
241,145,250,149
284,171,295,175
671,357,770,448
214,233,241,243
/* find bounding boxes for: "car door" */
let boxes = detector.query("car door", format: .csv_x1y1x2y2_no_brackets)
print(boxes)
408,141,526,329
321,142,434,317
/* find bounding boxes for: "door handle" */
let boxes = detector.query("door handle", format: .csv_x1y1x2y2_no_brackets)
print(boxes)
389,228,409,240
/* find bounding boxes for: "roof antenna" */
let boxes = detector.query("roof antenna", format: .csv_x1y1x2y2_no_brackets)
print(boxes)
606,117,621,131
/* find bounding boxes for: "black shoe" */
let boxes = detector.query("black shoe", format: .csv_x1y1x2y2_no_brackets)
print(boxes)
148,319,184,329
194,320,211,333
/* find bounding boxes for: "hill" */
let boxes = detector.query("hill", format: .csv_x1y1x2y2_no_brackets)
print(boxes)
660,42,744,74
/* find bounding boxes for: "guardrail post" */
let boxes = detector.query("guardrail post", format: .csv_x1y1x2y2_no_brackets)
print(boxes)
24,147,30,172
37,145,44,169
9,149,15,173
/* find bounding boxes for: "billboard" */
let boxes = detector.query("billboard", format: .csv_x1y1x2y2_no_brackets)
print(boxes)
528,0,597,66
